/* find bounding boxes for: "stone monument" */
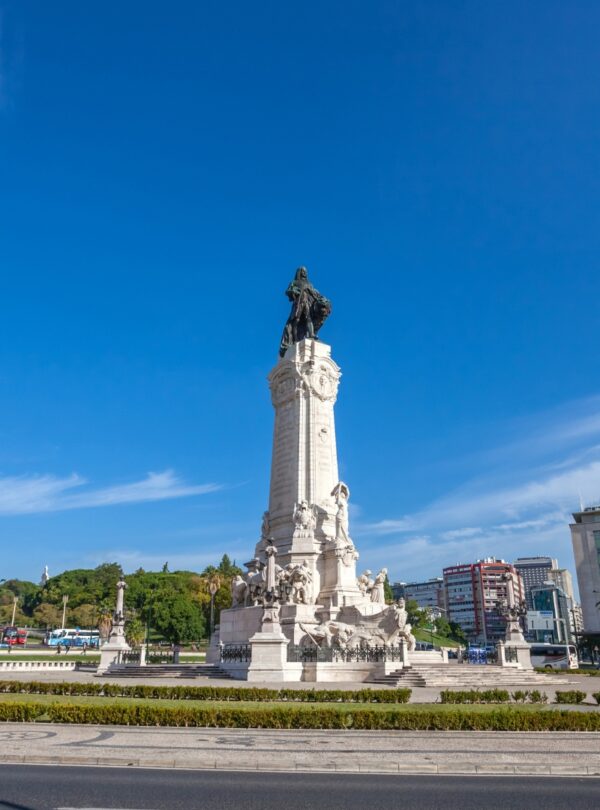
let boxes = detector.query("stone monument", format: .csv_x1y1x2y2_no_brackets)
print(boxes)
497,572,532,670
214,268,427,681
97,578,131,675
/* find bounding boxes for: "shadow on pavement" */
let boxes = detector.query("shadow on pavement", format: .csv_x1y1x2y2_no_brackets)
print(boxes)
0,802,38,810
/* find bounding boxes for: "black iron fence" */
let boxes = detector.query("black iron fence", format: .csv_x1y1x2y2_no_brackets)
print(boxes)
220,644,252,663
287,644,407,664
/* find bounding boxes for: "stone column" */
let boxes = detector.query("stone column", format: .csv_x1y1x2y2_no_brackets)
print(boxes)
96,579,131,676
247,604,294,682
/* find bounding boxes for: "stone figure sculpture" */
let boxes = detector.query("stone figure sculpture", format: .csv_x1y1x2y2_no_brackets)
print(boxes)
231,575,248,608
265,544,278,594
293,500,316,531
357,570,373,596
279,267,332,357
370,568,387,603
244,558,266,604
387,599,416,650
290,559,312,604
331,482,350,545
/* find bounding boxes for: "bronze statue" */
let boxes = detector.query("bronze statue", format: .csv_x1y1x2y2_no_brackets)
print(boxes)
279,267,331,357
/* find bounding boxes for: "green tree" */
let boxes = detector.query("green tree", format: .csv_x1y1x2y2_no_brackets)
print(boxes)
70,604,97,628
1,580,42,615
151,593,205,644
384,575,394,604
448,620,467,644
32,603,63,628
125,617,145,647
405,599,428,630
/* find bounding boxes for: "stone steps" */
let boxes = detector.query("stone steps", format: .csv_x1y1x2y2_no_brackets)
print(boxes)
370,664,566,688
105,664,232,680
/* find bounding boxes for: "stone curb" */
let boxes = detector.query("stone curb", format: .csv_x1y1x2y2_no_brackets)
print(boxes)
0,755,598,777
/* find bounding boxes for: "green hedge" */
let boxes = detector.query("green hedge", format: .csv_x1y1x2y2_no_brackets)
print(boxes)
593,692,600,705
0,680,410,704
554,690,587,704
534,668,600,677
1,701,599,730
440,689,549,704
440,689,510,704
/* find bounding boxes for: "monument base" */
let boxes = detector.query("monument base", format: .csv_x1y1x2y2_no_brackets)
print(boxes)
247,630,295,682
96,640,131,675
498,639,533,670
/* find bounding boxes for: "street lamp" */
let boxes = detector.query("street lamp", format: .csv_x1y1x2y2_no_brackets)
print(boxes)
209,577,220,637
61,595,69,630
10,596,18,627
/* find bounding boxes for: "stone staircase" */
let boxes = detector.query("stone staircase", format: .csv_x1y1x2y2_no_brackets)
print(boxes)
104,663,232,680
370,663,567,688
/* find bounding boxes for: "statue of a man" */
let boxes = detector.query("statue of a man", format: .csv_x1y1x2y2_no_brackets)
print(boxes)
279,267,331,357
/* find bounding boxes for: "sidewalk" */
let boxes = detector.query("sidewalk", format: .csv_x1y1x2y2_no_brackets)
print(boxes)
0,724,599,775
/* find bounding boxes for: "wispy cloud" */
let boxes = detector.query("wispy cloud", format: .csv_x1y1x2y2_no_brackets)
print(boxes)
0,470,220,515
355,394,600,586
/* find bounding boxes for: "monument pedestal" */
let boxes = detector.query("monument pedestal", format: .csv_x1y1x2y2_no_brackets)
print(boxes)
97,629,130,675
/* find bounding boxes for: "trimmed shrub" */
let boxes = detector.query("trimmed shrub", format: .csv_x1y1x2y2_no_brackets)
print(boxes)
440,690,510,704
0,680,410,705
528,690,548,704
592,692,600,705
1,701,600,731
554,690,587,705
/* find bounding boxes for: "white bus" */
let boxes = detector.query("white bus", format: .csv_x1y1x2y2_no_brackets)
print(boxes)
46,629,100,648
530,643,578,670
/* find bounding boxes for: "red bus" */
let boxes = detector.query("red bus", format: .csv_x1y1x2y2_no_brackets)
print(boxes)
2,627,28,646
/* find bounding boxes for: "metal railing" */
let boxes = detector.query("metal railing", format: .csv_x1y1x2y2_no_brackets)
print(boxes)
220,644,252,663
287,644,406,664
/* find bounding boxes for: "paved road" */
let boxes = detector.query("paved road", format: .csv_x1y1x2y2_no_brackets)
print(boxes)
0,766,599,810
1,724,599,776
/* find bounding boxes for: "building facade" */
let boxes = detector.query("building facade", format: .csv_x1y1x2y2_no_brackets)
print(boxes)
570,506,600,634
514,557,558,608
529,581,574,643
391,578,446,611
443,559,525,645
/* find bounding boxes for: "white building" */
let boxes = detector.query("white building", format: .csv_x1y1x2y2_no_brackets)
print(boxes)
570,506,600,634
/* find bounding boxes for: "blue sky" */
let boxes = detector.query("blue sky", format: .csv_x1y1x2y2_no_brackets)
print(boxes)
1,1,600,589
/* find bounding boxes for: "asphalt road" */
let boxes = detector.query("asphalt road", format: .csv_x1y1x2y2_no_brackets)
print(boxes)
0,766,599,810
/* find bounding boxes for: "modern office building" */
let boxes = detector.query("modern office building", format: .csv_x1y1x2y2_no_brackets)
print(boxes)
514,557,558,608
529,580,574,643
570,506,600,634
443,558,524,644
547,568,574,601
391,578,446,611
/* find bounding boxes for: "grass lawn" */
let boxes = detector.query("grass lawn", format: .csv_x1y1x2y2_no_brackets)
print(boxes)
0,692,584,711
413,629,459,648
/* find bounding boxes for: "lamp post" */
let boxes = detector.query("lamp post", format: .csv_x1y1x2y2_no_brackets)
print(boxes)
61,595,69,630
10,596,18,626
209,577,220,637
145,584,157,658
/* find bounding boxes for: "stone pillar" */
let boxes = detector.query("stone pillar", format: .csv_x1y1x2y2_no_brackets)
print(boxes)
247,604,292,682
262,339,362,608
96,579,131,676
